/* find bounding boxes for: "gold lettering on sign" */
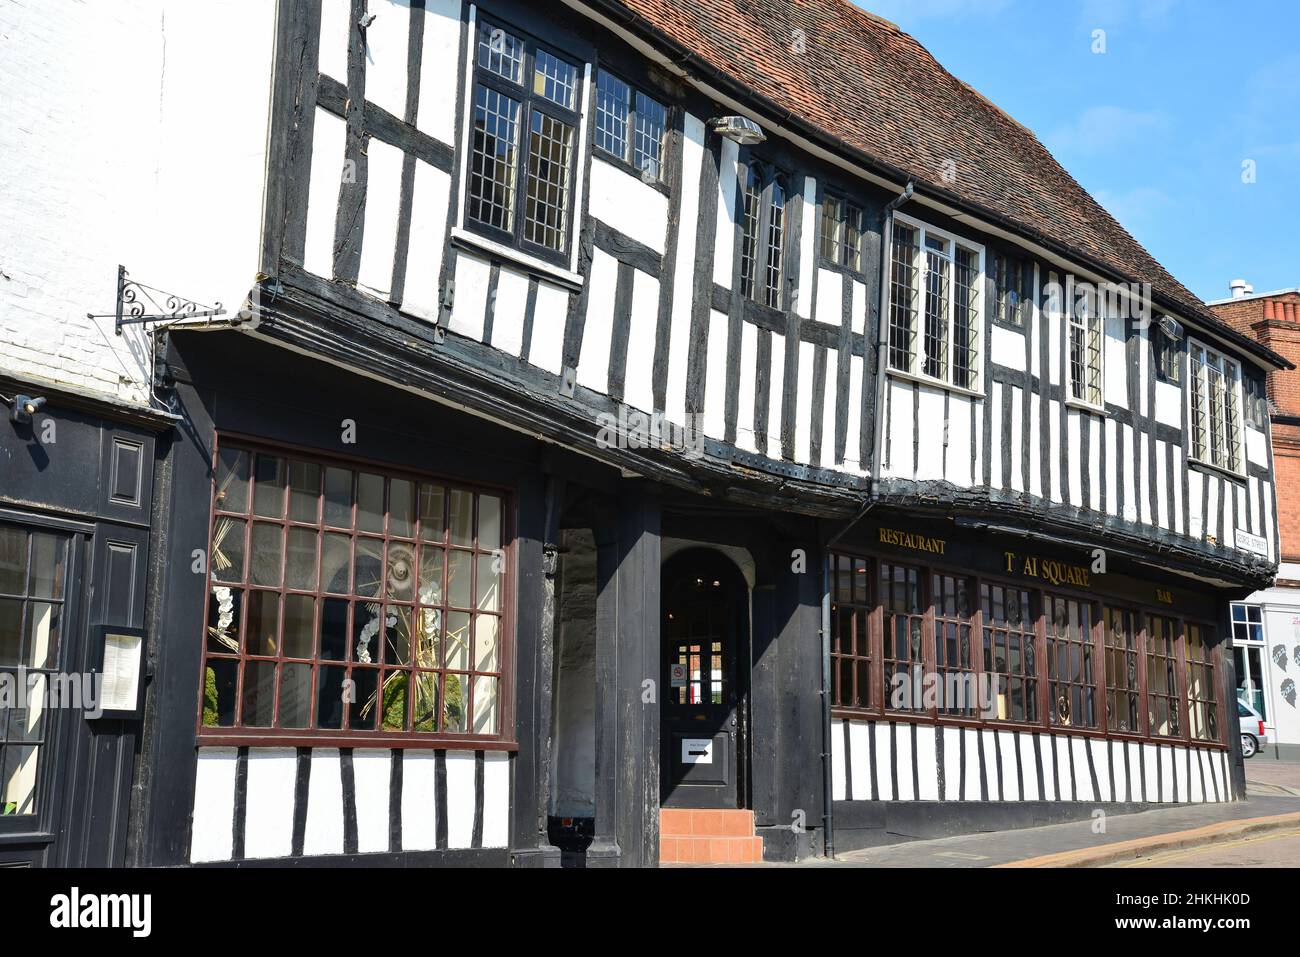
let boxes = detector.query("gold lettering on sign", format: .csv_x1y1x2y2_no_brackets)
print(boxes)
1002,551,1092,589
1156,588,1173,604
878,527,947,556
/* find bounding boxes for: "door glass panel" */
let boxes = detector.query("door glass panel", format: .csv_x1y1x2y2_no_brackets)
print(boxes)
0,524,69,817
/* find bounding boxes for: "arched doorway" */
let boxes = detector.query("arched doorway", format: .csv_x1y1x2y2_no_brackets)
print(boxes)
660,548,749,808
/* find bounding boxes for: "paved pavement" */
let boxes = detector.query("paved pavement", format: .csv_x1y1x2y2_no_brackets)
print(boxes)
1107,829,1300,867
1244,753,1300,795
812,795,1300,868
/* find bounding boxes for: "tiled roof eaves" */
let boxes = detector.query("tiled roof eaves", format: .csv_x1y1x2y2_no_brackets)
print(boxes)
582,0,1291,372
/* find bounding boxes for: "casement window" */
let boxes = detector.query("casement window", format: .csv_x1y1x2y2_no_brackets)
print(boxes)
1067,284,1103,408
593,69,667,183
0,524,67,817
980,582,1036,723
831,553,873,710
993,252,1030,327
1230,602,1263,644
466,19,580,262
1185,623,1220,742
829,552,1227,752
1045,594,1097,729
887,216,983,391
1243,371,1268,430
1153,316,1183,385
880,561,924,712
819,194,864,272
1188,341,1242,473
1103,607,1141,734
933,573,977,716
738,163,788,309
1146,614,1181,737
202,443,509,742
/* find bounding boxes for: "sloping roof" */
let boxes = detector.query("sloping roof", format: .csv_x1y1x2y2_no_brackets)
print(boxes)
594,0,1289,369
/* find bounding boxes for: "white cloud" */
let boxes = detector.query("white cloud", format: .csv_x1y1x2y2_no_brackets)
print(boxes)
1094,186,1173,232
857,0,1012,23
1079,0,1181,28
1046,105,1170,156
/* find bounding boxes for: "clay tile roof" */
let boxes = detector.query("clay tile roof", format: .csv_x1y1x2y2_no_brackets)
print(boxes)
599,0,1289,368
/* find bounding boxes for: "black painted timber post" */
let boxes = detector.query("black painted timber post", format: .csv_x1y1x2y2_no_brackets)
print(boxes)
588,480,661,867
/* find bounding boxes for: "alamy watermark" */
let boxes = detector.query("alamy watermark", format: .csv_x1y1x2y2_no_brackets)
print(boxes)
595,406,705,459
889,668,1002,718
0,668,105,719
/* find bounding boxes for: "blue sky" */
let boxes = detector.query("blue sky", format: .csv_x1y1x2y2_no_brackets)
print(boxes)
854,0,1300,303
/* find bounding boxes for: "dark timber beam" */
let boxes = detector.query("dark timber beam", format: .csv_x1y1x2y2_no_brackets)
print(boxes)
588,481,661,867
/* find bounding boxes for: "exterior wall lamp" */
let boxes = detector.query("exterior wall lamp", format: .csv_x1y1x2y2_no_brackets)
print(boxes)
9,394,46,425
709,115,766,145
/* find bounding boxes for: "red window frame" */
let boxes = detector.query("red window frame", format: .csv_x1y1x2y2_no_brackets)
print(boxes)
196,436,516,749
828,550,1225,749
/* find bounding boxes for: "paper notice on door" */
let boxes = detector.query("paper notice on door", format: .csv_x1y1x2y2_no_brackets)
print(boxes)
100,631,143,713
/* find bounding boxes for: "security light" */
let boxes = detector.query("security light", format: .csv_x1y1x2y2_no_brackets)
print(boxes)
709,115,766,145
10,394,45,425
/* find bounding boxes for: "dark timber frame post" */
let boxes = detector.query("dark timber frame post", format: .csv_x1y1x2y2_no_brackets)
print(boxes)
588,481,662,867
512,473,566,867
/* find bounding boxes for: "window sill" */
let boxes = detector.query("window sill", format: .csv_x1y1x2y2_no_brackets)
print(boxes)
990,317,1028,334
1064,397,1105,416
450,227,584,291
1187,457,1247,484
886,368,984,400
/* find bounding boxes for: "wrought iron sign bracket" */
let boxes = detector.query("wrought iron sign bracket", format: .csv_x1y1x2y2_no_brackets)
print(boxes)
87,265,225,336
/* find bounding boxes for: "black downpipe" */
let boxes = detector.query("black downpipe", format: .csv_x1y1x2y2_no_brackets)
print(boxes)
819,550,834,858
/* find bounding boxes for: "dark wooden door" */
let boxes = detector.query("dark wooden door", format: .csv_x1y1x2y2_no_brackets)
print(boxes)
660,550,747,809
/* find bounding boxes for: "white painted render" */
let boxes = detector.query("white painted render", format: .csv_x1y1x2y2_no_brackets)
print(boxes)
0,0,273,406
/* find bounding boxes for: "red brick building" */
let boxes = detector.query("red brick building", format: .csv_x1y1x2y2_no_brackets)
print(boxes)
1211,284,1300,566
1211,283,1300,748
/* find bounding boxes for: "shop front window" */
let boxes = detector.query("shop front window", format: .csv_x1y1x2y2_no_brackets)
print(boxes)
1147,615,1181,737
881,562,924,712
831,554,873,710
1046,595,1096,729
828,550,1224,750
0,524,68,817
980,583,1036,722
1104,607,1141,734
1185,623,1220,742
933,574,976,716
202,443,508,741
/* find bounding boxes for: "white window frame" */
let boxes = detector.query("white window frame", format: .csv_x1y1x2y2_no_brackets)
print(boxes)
1187,338,1245,475
886,212,985,396
1064,273,1105,413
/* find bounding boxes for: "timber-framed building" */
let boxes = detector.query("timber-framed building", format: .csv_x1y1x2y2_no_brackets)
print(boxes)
0,0,1288,867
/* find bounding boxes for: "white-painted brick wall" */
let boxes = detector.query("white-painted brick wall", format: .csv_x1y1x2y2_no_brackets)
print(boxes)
0,0,276,407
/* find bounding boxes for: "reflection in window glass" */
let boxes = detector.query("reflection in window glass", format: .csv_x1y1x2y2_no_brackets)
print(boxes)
533,49,577,110
0,524,67,817
476,23,523,84
1147,615,1181,737
1046,594,1096,729
202,445,507,739
881,562,923,712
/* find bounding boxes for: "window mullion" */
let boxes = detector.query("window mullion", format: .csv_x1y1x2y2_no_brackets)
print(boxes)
912,230,925,375
945,255,955,384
